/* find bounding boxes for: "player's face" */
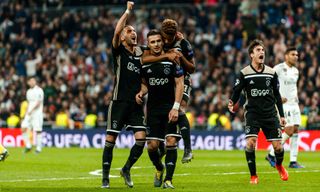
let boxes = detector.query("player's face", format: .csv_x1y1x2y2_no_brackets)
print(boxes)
286,50,298,66
161,32,175,47
27,78,36,88
147,34,163,55
251,45,265,65
121,26,137,46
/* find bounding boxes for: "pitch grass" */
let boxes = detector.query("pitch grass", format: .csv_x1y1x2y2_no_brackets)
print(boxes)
0,148,319,192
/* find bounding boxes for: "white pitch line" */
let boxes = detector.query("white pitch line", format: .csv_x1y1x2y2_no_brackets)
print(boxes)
1,170,319,183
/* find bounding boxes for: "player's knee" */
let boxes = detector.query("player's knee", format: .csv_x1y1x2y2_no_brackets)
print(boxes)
273,142,283,152
166,136,177,146
135,139,146,147
246,138,256,149
147,140,159,152
105,134,117,143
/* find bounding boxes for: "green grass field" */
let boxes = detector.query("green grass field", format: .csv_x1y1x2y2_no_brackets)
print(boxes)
0,148,319,192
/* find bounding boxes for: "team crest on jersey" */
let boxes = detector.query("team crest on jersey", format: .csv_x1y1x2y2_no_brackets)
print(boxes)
283,68,287,72
112,120,118,129
164,67,171,75
266,80,270,86
266,78,271,86
245,126,251,134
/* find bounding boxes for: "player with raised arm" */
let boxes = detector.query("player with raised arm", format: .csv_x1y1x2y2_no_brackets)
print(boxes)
101,1,146,189
266,47,304,168
136,29,184,189
228,39,288,184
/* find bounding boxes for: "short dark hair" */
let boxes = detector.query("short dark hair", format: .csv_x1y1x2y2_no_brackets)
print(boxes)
161,19,178,36
248,39,265,56
147,29,161,38
285,47,297,55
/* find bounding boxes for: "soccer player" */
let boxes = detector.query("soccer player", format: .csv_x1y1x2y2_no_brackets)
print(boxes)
228,39,288,184
101,1,146,189
0,143,9,161
136,29,184,189
142,19,195,163
21,77,44,154
266,47,304,168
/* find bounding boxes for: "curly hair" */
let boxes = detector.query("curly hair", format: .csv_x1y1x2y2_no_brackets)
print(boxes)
160,19,178,36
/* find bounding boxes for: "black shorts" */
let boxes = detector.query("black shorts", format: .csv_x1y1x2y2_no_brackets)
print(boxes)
106,100,146,135
244,113,282,141
146,112,181,141
183,78,192,102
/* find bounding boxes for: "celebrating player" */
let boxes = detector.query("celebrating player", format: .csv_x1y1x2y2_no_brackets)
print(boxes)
101,1,146,189
228,39,288,184
142,19,195,163
136,29,184,189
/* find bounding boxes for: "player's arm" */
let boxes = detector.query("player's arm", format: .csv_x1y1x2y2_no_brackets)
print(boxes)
179,40,195,73
272,72,286,126
228,72,245,113
141,50,181,64
136,78,148,105
168,65,184,122
112,1,134,49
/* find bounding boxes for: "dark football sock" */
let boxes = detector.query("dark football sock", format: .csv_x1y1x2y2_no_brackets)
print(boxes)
102,141,115,180
275,148,284,166
245,148,256,176
148,149,164,171
164,146,178,181
158,141,166,157
179,114,191,150
123,139,145,171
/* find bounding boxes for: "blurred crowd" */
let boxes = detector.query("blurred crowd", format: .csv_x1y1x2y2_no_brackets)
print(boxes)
0,0,319,130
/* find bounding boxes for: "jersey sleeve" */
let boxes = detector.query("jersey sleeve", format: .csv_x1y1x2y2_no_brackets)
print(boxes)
173,64,184,78
112,43,122,58
273,64,281,77
180,39,194,61
231,72,245,103
272,72,284,117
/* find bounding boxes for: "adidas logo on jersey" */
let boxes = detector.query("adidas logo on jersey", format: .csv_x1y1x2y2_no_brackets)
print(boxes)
147,69,152,73
249,80,255,84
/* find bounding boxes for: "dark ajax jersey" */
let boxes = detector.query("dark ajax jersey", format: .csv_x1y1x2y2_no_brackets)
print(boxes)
111,44,143,102
142,60,184,114
231,64,284,119
164,39,194,80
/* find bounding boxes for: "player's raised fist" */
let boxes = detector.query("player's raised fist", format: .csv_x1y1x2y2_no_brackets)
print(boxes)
127,1,134,11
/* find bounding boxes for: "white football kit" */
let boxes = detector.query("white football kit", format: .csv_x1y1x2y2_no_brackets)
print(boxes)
21,85,44,131
274,62,300,126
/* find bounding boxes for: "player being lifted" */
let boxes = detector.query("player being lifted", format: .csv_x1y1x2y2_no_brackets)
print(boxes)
266,47,304,168
101,1,146,189
228,39,288,184
136,29,184,189
142,19,195,163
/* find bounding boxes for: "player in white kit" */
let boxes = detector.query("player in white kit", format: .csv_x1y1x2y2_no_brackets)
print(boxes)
21,77,44,153
266,47,304,168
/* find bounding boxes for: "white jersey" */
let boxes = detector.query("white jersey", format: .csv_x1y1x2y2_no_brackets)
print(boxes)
273,62,299,105
26,85,44,118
